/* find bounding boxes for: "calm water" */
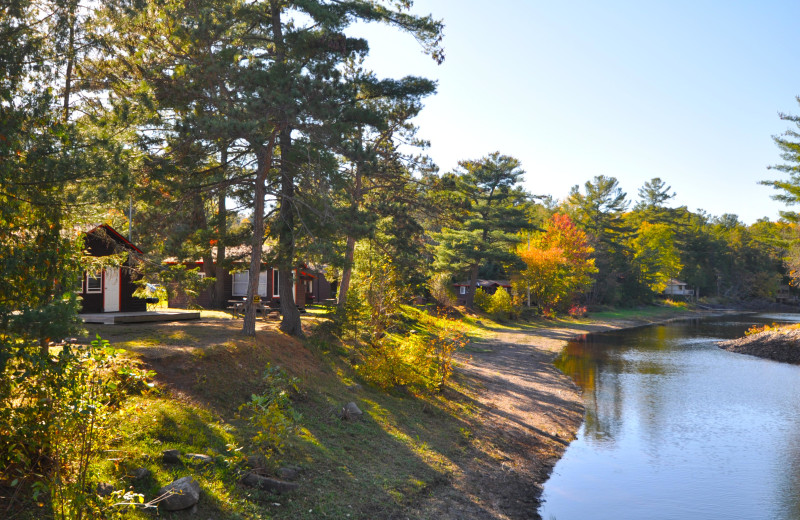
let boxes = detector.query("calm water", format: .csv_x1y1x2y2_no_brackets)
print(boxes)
538,314,800,520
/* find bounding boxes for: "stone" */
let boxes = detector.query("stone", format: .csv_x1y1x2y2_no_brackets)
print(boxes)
130,467,151,480
276,466,300,481
341,401,363,421
162,449,181,463
241,473,299,494
186,453,213,463
246,455,265,470
158,476,200,511
96,482,114,497
346,383,362,391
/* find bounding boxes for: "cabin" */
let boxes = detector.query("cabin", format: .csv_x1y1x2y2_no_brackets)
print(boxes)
663,279,695,299
776,285,799,305
453,279,512,306
165,248,332,309
80,224,147,313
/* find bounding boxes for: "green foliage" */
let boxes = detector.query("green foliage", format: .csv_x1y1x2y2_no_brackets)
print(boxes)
357,313,467,393
2,336,154,520
240,364,302,458
629,221,683,295
486,288,513,319
473,287,490,311
428,273,457,308
433,152,532,308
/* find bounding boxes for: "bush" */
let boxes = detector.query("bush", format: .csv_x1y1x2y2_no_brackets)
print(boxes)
2,336,154,520
486,288,513,318
429,273,457,309
240,364,302,457
357,314,467,393
473,287,490,311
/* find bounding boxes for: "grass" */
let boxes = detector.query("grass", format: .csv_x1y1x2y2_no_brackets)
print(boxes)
68,306,479,520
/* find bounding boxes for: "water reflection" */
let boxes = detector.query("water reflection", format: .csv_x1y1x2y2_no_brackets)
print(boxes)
540,315,800,520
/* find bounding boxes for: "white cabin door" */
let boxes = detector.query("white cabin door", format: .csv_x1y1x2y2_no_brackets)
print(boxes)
104,267,121,312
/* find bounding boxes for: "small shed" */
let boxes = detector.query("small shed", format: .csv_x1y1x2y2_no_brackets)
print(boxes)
79,224,146,313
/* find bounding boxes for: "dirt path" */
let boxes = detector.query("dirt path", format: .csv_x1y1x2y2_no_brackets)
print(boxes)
408,315,710,520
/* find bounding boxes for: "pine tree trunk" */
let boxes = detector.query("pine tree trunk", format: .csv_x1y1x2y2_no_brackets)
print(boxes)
276,128,303,337
466,264,479,309
211,147,228,308
242,147,271,336
337,235,356,310
212,190,227,309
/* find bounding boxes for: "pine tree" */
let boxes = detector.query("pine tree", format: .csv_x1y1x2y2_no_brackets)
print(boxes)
433,153,531,309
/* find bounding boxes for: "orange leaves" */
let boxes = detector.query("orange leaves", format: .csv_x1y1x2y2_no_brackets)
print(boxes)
518,214,597,312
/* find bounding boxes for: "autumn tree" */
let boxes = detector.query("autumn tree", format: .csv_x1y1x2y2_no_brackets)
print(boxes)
517,214,597,313
433,153,531,308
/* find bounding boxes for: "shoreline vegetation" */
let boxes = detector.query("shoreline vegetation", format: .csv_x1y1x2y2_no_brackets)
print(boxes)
4,305,761,519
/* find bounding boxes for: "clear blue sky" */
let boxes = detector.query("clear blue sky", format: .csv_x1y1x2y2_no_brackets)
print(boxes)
349,0,800,224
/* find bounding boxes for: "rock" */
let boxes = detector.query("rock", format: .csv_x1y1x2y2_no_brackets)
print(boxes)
346,383,362,391
276,466,300,481
341,401,363,421
247,455,265,470
186,453,213,463
162,449,181,463
129,467,151,480
96,482,114,497
241,473,299,494
158,476,200,511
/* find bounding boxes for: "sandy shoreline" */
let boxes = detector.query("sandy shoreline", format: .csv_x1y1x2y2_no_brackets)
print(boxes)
409,310,723,520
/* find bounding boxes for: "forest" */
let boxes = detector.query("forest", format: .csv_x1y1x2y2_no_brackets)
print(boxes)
5,1,800,518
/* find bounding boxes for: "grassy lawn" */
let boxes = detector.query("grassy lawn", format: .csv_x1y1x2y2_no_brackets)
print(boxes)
68,306,479,520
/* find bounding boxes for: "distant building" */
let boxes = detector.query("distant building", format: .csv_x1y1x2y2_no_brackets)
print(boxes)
453,279,511,306
663,279,694,299
776,285,799,305
164,247,331,309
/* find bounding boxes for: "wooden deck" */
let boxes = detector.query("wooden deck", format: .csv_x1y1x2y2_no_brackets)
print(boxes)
80,310,201,325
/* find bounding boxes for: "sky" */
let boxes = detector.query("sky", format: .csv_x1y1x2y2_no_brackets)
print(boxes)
348,0,800,224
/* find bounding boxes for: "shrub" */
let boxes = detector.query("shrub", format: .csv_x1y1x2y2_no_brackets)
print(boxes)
2,336,154,520
429,273,457,309
240,364,302,457
357,314,466,393
473,287,490,311
486,288,513,318
568,305,588,318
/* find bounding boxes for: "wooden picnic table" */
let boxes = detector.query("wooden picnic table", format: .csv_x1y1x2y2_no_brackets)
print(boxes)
229,300,280,321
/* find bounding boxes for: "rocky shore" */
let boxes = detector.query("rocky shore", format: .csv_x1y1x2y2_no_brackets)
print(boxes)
718,327,800,364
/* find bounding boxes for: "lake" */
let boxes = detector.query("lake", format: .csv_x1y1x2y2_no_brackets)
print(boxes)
538,314,800,520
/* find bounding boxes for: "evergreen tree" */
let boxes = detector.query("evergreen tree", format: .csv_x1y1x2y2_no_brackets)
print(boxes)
564,175,633,304
90,0,443,335
433,152,531,309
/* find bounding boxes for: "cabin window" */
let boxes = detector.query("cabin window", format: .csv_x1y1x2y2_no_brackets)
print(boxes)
233,271,268,297
459,286,466,295
232,272,248,296
306,280,313,293
86,272,102,294
272,269,280,297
